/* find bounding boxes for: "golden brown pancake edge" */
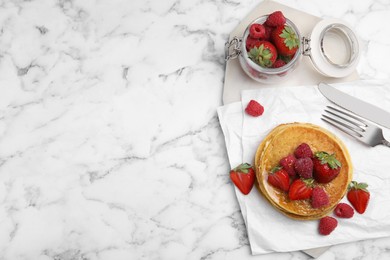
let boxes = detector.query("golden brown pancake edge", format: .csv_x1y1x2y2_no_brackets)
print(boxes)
255,122,353,220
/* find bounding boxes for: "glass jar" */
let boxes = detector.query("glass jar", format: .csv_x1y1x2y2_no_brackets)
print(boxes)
225,16,361,84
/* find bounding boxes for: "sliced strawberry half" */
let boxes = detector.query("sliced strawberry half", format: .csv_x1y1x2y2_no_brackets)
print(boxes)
230,163,255,195
347,181,370,214
288,178,314,200
267,166,290,192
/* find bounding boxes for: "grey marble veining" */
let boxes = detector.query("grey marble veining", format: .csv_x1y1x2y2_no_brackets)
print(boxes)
0,0,390,259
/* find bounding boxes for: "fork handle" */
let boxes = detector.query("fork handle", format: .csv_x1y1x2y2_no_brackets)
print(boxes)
382,139,390,147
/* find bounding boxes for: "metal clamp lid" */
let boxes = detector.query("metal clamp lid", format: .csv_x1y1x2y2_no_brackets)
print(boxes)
306,18,361,78
302,37,311,56
319,23,359,68
225,37,242,61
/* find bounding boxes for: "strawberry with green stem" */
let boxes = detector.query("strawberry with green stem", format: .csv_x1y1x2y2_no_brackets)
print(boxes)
271,25,299,57
267,166,290,192
347,181,370,214
248,41,277,68
313,151,341,183
289,178,314,200
230,163,255,195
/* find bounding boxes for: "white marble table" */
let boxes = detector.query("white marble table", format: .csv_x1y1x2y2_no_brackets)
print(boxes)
0,0,389,259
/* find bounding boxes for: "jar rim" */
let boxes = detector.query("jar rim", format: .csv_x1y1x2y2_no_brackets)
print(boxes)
241,16,303,75
319,23,359,68
308,18,361,78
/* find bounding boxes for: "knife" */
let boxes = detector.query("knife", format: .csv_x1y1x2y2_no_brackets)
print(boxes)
318,82,390,129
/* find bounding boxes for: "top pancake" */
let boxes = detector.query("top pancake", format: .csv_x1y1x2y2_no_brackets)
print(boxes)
255,123,353,220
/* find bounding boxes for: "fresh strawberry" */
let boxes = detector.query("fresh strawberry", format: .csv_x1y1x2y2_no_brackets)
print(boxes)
294,157,313,179
267,166,290,192
319,216,338,235
311,186,329,208
245,100,264,117
248,41,277,68
279,154,296,177
271,25,299,56
265,11,286,27
294,143,313,158
230,163,255,195
347,181,370,214
288,178,314,200
272,59,286,68
334,203,354,218
249,23,265,39
313,151,341,183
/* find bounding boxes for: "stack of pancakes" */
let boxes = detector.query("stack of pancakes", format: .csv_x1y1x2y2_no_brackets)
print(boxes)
255,123,353,220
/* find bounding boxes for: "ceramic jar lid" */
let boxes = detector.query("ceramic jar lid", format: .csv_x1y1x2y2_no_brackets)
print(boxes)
305,18,360,78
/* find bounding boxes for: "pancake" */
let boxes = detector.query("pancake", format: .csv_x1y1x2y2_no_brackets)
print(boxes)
254,123,353,220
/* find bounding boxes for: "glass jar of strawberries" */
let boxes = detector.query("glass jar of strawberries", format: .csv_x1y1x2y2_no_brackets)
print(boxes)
225,11,361,84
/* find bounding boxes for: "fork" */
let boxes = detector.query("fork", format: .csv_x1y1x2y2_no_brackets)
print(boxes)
322,106,390,148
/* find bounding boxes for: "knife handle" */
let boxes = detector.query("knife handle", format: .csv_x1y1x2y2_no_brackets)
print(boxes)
382,139,390,148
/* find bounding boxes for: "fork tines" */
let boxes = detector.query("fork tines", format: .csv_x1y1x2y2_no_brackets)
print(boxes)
321,106,368,138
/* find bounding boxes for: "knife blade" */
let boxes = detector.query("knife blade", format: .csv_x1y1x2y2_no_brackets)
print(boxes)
318,82,390,129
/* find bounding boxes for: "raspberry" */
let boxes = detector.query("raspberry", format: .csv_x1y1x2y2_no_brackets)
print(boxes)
272,59,286,68
245,100,264,117
279,154,296,177
294,157,313,179
249,23,265,39
334,203,354,218
265,11,286,27
311,187,329,208
319,216,338,235
294,143,313,158
262,24,273,41
245,36,261,51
